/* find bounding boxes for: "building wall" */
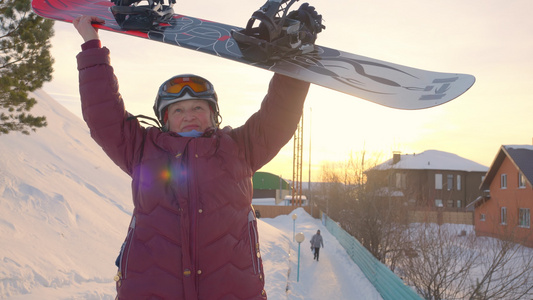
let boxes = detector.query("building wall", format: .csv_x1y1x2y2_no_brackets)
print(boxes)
253,189,276,199
475,156,533,247
391,169,485,209
465,172,485,205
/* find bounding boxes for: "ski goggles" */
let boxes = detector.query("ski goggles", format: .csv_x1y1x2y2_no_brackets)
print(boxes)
158,75,216,100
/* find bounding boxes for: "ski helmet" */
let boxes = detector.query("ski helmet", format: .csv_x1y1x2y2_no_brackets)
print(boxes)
153,74,220,129
110,0,176,31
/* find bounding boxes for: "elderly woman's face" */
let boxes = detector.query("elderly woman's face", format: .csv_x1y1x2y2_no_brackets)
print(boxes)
166,99,214,133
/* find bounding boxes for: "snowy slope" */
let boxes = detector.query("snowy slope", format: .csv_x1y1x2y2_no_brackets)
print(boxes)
0,90,133,298
0,90,382,299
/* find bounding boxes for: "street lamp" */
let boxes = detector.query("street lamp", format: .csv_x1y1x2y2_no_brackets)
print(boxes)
292,214,298,241
295,232,305,282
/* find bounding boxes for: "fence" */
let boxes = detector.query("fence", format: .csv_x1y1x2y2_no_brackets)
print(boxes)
254,205,473,225
252,205,320,219
408,210,473,225
323,214,422,300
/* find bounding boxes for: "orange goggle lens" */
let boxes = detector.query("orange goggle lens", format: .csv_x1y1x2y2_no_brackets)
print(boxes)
164,77,212,94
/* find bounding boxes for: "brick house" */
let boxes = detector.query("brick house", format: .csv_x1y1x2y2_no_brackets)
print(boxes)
471,145,533,247
367,150,488,210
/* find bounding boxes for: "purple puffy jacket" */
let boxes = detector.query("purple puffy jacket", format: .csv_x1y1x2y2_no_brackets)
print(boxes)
77,44,309,299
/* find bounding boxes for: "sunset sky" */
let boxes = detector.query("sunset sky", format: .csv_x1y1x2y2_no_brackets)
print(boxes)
41,0,533,181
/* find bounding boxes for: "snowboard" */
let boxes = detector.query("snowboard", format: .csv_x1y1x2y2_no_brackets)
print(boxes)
31,0,475,110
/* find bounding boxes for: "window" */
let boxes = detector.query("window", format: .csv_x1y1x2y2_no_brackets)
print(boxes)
480,214,486,221
518,172,526,188
447,174,454,190
447,199,454,208
457,175,462,191
395,172,406,189
519,208,530,228
456,200,462,208
435,199,443,207
435,174,443,190
501,174,507,189
501,207,507,225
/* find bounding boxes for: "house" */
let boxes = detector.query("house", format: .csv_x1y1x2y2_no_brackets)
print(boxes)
471,145,533,248
367,150,488,210
282,195,308,206
251,172,318,219
252,172,291,204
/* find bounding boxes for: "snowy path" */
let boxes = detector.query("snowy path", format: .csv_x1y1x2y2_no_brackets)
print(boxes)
261,208,382,300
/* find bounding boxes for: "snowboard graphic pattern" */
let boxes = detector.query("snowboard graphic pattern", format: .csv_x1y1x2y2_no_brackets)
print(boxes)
32,0,475,109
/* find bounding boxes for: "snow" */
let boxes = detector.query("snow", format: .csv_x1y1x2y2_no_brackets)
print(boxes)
0,90,132,299
375,149,489,172
251,198,277,205
505,145,533,151
0,90,382,299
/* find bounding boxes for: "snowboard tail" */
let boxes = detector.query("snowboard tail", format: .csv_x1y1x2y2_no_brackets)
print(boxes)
31,0,475,110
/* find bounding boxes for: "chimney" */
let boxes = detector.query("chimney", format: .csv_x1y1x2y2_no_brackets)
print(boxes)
392,151,401,164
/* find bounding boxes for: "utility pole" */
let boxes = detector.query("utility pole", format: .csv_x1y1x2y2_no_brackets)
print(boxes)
292,114,303,207
308,107,312,215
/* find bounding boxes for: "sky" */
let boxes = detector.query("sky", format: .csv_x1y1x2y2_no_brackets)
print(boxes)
0,89,381,299
41,0,533,182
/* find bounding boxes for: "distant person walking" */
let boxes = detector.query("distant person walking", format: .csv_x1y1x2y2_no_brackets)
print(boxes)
310,230,324,261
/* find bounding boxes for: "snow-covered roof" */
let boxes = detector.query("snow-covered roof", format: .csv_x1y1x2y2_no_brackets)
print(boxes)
252,198,277,205
373,150,489,172
505,145,533,151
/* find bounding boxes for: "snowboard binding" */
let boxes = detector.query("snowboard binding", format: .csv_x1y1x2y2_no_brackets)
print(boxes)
110,0,176,31
231,0,325,62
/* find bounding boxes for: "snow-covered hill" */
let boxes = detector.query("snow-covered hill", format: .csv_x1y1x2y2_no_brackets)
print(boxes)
0,90,133,298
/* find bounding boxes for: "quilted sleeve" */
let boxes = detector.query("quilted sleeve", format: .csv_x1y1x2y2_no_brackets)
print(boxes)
77,46,146,176
234,73,310,172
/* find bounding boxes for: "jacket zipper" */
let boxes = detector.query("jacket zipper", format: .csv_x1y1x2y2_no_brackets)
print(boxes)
187,140,199,276
119,215,136,280
248,210,260,274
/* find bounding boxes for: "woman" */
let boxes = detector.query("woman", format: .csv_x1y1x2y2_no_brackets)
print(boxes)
74,16,310,299
310,230,324,261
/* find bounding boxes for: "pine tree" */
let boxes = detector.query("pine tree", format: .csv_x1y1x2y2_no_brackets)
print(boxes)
0,0,54,134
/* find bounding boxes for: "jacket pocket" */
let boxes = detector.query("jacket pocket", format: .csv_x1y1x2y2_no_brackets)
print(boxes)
247,210,261,275
118,216,136,280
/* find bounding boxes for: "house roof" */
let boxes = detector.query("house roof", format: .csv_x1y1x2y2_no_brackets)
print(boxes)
372,150,489,172
253,172,291,190
480,145,533,190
